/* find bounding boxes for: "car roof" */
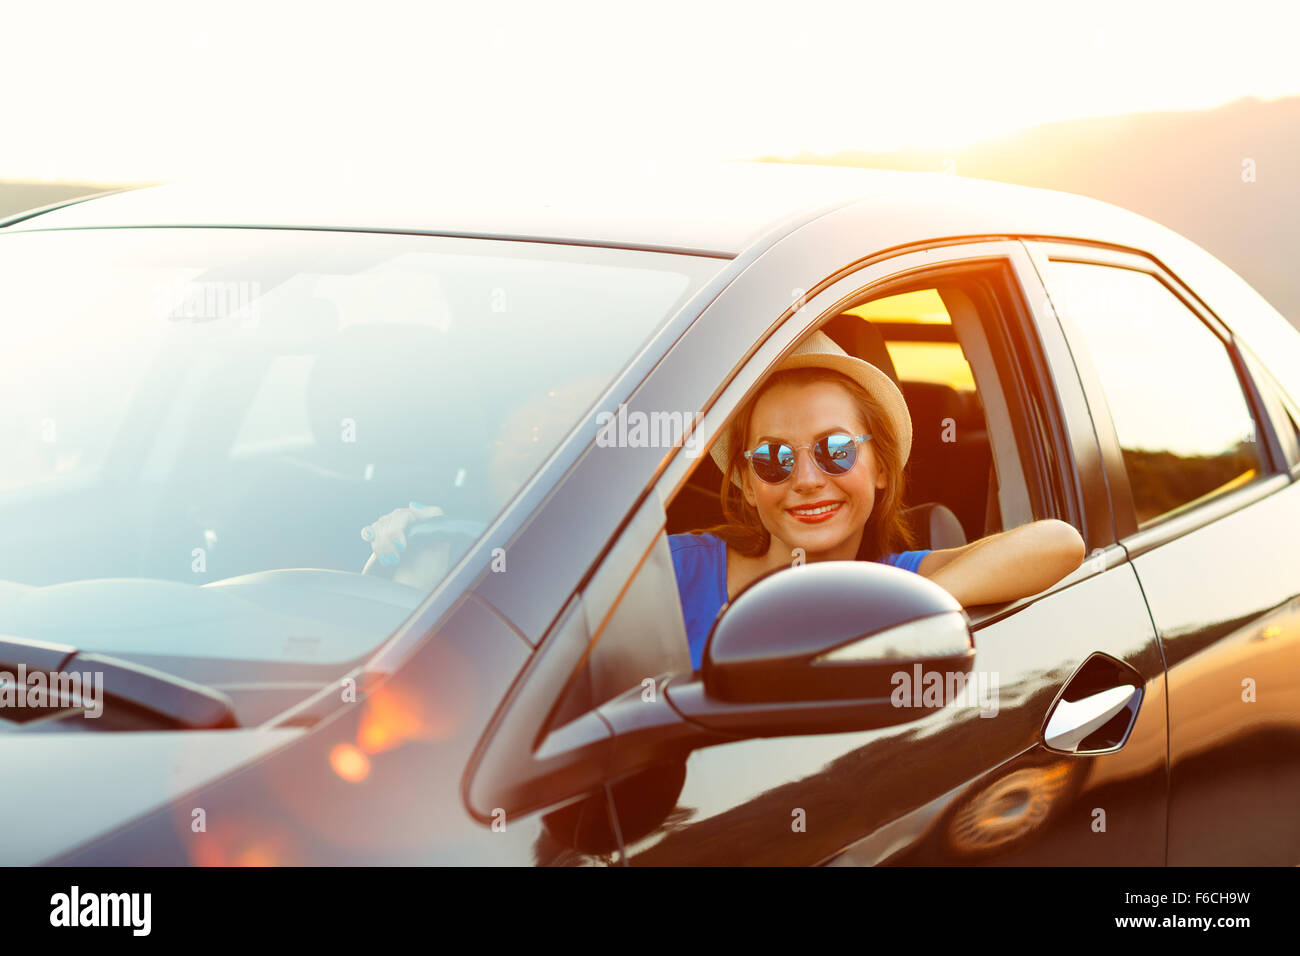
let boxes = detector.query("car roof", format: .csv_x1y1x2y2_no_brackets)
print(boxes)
6,160,1297,400
0,160,1171,258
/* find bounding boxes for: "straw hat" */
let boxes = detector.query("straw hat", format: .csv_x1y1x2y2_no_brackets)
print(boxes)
709,330,912,488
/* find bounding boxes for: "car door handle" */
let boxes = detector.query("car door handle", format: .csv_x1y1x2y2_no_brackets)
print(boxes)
1043,684,1139,753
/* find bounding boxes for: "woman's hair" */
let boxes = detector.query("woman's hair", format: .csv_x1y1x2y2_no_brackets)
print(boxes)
699,366,917,560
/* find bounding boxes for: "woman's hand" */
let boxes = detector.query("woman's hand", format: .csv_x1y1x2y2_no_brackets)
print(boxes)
918,518,1086,607
361,502,443,566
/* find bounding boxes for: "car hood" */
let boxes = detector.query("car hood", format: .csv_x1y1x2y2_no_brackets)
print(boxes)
3,726,303,865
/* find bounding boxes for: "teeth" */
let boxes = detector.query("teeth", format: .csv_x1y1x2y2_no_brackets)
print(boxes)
791,503,840,515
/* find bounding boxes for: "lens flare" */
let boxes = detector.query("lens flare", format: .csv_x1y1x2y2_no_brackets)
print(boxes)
329,742,371,782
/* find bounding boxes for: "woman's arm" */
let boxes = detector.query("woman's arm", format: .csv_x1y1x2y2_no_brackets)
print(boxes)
917,519,1085,606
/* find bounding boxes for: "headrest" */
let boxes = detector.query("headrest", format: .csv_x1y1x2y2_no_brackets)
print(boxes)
900,381,968,427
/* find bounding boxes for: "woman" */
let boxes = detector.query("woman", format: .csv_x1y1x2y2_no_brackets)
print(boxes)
669,331,1086,669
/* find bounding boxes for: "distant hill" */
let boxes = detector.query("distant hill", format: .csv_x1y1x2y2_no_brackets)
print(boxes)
760,95,1300,331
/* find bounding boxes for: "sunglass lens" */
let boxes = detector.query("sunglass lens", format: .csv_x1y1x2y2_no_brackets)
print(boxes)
816,434,857,475
751,442,795,483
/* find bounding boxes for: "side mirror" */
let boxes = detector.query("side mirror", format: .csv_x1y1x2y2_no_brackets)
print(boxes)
665,561,975,736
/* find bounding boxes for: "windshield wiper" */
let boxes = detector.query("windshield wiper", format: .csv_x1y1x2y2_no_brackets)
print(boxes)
0,635,238,730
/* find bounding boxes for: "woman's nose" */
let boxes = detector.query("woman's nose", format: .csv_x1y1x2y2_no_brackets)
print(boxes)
789,446,826,491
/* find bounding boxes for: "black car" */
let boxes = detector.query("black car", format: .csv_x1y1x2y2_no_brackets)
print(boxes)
1,162,1297,865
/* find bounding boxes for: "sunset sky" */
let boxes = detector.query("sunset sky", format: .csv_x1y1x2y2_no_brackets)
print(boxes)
6,0,1299,184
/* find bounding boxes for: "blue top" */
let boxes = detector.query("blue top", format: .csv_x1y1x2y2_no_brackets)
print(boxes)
668,532,933,670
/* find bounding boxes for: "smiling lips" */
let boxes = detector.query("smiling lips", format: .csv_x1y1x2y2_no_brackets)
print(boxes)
786,499,844,523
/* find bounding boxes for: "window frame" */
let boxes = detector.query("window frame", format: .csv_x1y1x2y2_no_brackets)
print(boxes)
1026,240,1293,559
652,239,1108,631
660,244,1074,532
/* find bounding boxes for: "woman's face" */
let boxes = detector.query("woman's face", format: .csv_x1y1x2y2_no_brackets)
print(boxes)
742,378,886,561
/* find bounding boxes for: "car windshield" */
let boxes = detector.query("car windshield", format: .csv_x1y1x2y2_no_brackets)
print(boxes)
0,227,720,699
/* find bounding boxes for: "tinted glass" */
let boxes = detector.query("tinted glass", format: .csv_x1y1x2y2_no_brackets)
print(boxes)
1047,261,1263,526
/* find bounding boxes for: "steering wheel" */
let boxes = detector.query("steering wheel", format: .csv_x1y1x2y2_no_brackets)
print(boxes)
360,515,487,585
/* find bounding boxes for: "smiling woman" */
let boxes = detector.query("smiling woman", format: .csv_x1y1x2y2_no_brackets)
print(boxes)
669,329,1086,669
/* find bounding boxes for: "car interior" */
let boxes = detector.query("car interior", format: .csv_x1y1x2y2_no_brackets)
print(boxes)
665,281,1024,554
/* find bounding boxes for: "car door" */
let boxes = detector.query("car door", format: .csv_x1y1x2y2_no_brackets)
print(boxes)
469,232,1169,865
1029,241,1300,865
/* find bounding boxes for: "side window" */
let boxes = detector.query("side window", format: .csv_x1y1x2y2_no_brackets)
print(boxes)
1046,261,1266,527
666,272,1044,547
